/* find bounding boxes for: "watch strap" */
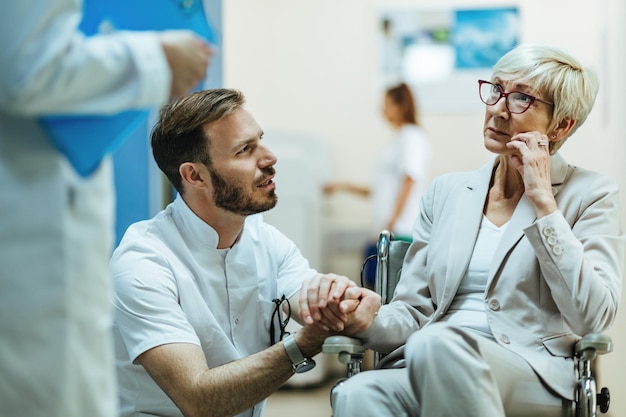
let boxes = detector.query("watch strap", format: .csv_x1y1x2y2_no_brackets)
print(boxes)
283,333,316,373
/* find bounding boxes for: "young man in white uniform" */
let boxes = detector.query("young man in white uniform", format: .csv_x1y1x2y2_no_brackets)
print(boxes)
111,89,358,417
0,2,212,417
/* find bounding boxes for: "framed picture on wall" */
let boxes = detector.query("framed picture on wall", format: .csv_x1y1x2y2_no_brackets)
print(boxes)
379,7,520,113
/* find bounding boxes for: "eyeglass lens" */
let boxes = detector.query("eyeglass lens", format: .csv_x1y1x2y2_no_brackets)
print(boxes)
479,81,534,114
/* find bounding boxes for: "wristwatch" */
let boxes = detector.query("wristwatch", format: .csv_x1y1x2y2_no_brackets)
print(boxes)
283,333,316,373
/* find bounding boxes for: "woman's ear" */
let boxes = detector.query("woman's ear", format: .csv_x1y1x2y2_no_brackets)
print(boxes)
551,118,576,141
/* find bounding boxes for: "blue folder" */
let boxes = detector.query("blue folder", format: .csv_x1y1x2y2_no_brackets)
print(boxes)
40,0,216,177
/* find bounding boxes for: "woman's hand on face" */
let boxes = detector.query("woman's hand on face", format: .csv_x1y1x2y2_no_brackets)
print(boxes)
506,132,558,216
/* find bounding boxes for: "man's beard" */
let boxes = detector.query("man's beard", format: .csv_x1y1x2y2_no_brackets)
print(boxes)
209,166,278,216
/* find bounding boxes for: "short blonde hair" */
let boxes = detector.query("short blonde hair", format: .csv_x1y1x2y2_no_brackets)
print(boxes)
492,44,599,153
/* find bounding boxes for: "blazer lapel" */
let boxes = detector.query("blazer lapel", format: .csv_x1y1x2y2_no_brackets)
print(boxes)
548,152,569,191
487,194,535,288
442,160,494,302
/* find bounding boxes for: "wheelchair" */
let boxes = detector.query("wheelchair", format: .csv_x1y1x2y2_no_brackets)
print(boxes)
323,230,612,417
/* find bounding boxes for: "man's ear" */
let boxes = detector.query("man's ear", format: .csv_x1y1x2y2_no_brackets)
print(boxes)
179,162,208,190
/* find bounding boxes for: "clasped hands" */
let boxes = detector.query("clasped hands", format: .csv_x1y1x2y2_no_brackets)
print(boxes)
298,273,381,336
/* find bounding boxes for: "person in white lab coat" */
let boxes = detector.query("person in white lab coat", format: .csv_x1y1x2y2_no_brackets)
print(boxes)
325,82,431,286
110,88,357,417
0,2,213,417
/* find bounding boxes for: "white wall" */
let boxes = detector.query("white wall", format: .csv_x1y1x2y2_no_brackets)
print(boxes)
223,0,626,414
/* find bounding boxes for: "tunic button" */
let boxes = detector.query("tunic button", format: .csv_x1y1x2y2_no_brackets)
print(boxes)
234,318,240,325
500,334,511,344
542,227,554,236
488,299,500,311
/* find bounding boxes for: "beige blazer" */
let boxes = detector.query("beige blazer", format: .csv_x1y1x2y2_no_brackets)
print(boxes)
359,153,625,399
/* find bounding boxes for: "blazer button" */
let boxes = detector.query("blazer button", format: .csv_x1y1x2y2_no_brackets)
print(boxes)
488,299,500,311
547,236,558,246
552,246,563,255
499,334,511,344
542,226,554,236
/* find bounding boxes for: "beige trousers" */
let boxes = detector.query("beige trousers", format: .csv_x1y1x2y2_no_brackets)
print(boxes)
332,323,572,417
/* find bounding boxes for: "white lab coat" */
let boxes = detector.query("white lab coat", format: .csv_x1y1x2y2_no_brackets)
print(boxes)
0,2,171,416
371,124,431,237
111,196,318,417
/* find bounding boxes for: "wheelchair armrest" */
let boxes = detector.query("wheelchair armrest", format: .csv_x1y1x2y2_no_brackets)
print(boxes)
322,335,365,355
323,336,366,368
575,333,613,360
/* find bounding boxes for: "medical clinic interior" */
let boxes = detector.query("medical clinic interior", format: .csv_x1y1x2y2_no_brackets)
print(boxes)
9,0,626,416
117,0,625,416
204,1,626,415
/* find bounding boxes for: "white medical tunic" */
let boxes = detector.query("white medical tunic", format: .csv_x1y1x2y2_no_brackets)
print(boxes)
111,196,318,417
371,125,431,237
0,2,171,417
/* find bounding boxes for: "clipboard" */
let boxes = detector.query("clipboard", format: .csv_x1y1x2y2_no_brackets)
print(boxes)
40,0,216,177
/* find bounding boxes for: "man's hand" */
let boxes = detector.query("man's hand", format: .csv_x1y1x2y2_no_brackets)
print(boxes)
297,273,381,336
340,286,381,335
298,273,357,331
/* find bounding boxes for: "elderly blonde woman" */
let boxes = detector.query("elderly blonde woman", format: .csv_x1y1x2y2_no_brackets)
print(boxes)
307,44,625,417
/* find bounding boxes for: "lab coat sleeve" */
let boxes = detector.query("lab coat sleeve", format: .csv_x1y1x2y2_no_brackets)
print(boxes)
402,128,431,183
0,1,172,115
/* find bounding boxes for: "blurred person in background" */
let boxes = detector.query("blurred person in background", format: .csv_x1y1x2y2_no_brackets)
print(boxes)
325,82,431,287
0,2,213,417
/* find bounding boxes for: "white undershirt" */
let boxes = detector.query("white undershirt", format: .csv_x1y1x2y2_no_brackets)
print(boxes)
443,215,508,339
